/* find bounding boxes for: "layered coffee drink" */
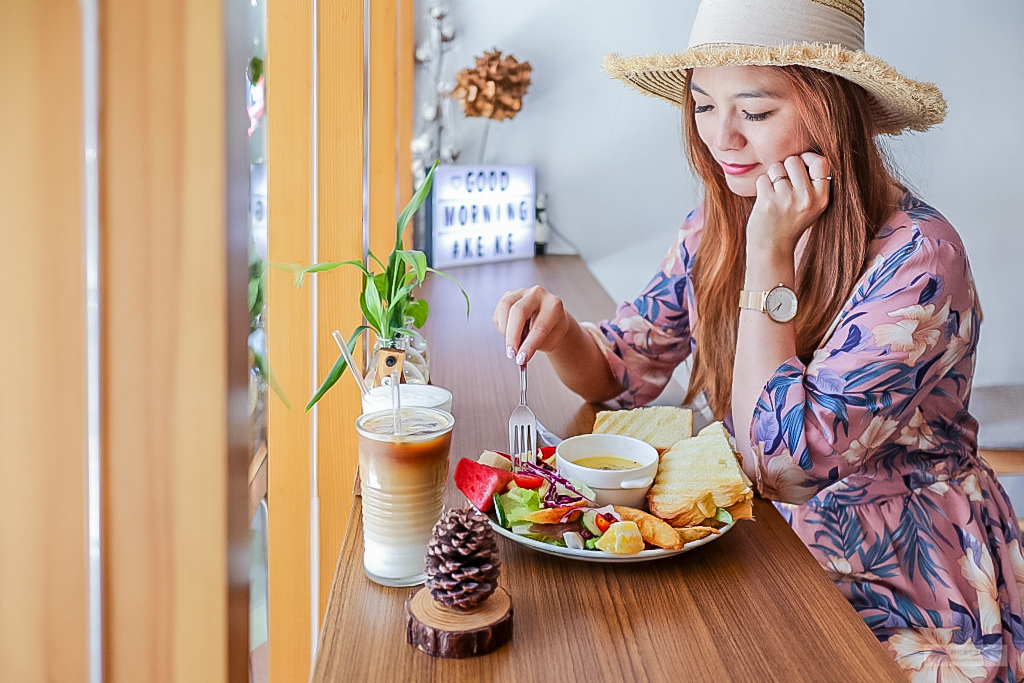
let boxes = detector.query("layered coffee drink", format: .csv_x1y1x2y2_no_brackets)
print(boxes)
355,407,455,586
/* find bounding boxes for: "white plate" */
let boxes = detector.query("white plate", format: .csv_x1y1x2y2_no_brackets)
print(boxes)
484,512,734,564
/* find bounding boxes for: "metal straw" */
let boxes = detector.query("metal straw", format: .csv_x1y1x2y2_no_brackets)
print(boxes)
332,329,369,396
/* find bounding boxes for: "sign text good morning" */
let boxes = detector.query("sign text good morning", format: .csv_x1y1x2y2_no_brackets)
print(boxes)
428,165,535,269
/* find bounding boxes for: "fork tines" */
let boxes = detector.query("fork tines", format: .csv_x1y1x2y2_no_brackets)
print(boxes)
510,421,536,469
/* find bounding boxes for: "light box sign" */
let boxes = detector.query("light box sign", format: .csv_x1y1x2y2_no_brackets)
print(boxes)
427,165,535,269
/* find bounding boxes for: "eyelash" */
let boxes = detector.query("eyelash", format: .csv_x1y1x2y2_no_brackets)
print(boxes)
692,105,773,122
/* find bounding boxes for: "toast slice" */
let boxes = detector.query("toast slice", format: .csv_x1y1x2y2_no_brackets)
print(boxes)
647,421,753,526
592,406,693,453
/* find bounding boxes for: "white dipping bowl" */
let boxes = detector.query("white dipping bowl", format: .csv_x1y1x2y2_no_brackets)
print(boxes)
555,434,658,508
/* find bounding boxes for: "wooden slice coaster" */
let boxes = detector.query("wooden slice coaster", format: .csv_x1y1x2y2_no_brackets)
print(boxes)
405,586,513,658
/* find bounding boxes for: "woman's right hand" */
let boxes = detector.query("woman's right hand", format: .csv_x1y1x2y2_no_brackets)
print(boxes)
493,286,571,365
746,152,831,257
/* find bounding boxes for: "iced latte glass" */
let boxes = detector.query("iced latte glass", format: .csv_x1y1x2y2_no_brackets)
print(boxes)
355,407,455,587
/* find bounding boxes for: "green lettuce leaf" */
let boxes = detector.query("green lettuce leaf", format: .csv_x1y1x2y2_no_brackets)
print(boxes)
500,485,542,524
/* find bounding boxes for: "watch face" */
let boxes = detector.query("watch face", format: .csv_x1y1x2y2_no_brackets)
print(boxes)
765,286,798,323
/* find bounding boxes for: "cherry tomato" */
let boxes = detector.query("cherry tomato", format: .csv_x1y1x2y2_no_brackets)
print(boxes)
538,446,557,459
513,472,545,489
596,513,615,534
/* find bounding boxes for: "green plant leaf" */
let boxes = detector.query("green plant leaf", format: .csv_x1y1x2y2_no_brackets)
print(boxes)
368,249,386,273
406,298,429,328
364,274,390,337
251,348,292,411
395,160,439,246
392,325,425,342
248,56,264,85
302,259,370,277
426,267,471,317
248,277,260,312
392,282,416,304
269,261,308,287
373,272,389,300
395,250,428,284
305,325,369,412
360,287,382,334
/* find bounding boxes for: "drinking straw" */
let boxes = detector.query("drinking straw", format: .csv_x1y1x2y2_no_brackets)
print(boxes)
390,369,403,436
332,330,369,396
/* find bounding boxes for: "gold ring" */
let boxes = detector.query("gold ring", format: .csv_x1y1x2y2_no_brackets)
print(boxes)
770,175,789,183
812,175,833,181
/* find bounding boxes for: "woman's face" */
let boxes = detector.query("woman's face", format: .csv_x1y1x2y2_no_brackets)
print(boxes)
690,66,812,197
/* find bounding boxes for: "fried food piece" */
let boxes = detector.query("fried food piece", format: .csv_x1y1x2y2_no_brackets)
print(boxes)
725,499,754,521
613,505,683,550
674,526,720,544
519,506,583,524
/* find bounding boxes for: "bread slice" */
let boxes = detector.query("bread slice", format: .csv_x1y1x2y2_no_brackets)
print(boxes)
647,421,753,526
592,406,693,453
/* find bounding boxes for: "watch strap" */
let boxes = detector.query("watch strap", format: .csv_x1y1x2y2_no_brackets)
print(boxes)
738,289,768,312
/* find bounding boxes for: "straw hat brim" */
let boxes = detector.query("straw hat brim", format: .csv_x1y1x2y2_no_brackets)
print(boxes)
603,42,946,135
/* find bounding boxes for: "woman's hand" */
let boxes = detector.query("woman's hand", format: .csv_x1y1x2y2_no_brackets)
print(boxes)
493,286,570,365
747,152,831,256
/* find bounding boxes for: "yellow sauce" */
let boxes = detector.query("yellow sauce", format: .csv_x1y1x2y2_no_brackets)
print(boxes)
574,455,643,471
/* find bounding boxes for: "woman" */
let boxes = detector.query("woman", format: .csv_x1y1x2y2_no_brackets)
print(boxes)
494,1,1024,679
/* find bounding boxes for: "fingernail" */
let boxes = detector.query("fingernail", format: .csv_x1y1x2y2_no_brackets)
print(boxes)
506,346,515,359
515,351,526,365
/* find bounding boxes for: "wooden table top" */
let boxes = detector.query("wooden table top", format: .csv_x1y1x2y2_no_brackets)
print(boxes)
312,255,904,682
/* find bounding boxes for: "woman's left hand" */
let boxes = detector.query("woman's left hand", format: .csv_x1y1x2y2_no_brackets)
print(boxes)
746,152,831,256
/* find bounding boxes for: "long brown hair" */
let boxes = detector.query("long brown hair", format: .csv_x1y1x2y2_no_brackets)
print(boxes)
682,66,900,419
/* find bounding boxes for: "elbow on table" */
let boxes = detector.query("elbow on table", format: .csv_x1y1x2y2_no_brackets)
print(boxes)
748,449,825,506
573,383,624,406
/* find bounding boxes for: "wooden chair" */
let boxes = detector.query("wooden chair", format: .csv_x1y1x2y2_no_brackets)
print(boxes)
973,385,1024,529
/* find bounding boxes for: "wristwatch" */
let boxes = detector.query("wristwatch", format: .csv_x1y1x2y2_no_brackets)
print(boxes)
738,283,798,323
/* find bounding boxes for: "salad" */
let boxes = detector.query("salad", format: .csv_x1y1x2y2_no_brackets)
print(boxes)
453,448,733,555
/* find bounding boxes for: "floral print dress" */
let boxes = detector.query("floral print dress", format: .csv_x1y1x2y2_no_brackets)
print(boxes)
588,192,1024,682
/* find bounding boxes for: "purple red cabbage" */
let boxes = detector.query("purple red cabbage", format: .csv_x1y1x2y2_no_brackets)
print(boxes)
519,461,594,507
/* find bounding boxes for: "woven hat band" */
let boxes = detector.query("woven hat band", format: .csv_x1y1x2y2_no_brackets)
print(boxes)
688,0,865,52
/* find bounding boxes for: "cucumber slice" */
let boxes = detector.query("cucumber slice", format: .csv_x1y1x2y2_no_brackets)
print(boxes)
493,492,509,528
581,509,602,537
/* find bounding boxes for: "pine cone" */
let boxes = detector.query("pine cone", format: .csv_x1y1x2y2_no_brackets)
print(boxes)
425,508,501,610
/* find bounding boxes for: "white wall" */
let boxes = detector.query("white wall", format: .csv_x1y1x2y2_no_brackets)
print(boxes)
415,0,1024,387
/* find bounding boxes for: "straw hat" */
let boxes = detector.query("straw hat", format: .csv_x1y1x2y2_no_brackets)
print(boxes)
603,0,945,134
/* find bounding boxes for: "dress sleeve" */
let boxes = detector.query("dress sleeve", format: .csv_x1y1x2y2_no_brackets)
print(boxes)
584,209,701,408
749,228,978,504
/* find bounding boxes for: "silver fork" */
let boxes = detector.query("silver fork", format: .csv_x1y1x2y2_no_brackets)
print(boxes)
508,359,537,470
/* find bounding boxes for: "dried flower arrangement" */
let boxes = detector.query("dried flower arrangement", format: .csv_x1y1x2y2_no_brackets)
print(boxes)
452,50,532,122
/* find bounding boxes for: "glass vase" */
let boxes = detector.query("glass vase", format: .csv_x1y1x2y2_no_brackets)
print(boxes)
364,324,430,386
